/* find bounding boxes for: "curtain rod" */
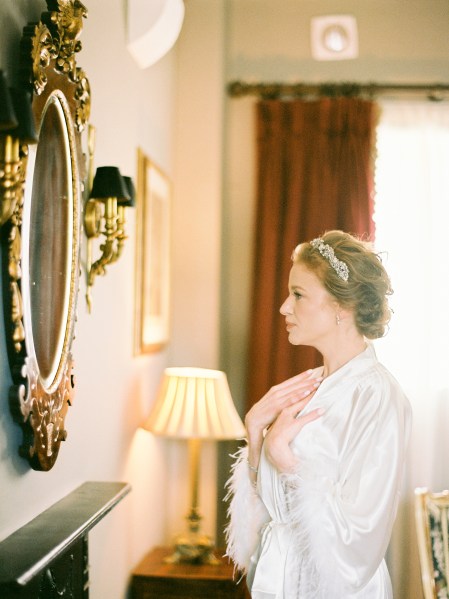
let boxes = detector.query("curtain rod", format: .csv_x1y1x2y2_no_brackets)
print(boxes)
227,80,449,102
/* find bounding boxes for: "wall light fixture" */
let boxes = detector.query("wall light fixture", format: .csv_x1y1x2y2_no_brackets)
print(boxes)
0,72,38,228
84,127,135,311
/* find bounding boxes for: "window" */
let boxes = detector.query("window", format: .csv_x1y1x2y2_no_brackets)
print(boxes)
374,101,449,595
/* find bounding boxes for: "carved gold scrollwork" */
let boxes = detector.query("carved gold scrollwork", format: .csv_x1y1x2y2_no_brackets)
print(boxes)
7,146,28,355
1,0,89,470
49,0,87,81
25,23,56,96
1,142,27,355
24,357,74,469
0,137,22,226
74,67,90,131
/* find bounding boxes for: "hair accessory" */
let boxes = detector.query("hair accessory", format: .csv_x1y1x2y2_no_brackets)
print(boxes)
310,238,349,282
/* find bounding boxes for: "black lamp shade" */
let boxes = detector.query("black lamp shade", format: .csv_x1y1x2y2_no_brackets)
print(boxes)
119,176,136,207
8,88,38,143
90,166,131,201
0,71,18,131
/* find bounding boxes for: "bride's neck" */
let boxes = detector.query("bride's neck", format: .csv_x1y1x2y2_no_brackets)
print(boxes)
321,337,367,378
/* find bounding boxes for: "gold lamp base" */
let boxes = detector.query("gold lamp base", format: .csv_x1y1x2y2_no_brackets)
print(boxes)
164,509,220,565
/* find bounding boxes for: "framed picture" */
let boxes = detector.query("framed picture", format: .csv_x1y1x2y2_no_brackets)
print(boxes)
134,149,171,354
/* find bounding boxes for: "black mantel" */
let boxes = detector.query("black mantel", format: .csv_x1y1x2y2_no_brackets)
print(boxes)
0,481,131,598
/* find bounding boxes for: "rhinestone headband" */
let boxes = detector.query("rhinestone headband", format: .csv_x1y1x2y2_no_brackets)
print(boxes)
310,238,349,282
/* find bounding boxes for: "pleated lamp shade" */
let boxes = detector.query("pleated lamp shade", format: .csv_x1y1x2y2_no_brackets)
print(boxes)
143,367,246,440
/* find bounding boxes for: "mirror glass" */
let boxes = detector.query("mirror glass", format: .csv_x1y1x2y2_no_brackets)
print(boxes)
27,93,73,391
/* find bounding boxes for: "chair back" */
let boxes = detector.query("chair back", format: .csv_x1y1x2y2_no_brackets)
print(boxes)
415,487,449,599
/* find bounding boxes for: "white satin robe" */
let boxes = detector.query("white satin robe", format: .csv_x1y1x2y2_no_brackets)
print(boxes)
225,345,412,599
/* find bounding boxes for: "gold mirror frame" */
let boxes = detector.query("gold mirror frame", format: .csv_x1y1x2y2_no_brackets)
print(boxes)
1,0,90,470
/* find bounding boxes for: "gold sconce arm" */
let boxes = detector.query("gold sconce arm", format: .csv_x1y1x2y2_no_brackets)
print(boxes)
107,177,135,268
0,81,38,228
108,205,127,265
86,196,118,283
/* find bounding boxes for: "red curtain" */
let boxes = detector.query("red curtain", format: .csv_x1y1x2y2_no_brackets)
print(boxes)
245,97,378,410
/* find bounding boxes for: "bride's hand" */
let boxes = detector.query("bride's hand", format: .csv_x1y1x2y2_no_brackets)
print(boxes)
264,400,324,473
245,369,322,442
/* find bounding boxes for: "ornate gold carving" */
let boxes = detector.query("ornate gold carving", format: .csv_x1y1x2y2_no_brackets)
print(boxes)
18,355,75,470
21,1,88,100
0,141,27,354
50,0,87,80
10,280,25,353
0,137,22,227
74,67,90,131
7,145,28,354
1,0,90,470
28,23,56,95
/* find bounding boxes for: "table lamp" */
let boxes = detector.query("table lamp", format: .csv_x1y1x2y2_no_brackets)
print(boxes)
142,367,246,564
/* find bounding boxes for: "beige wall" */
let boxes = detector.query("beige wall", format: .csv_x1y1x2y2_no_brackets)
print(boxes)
227,0,449,82
168,0,226,546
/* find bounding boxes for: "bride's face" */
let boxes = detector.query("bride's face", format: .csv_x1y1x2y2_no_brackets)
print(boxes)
279,263,338,348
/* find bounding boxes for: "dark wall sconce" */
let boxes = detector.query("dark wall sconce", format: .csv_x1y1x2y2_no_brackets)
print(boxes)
0,71,38,228
84,127,136,311
0,72,38,356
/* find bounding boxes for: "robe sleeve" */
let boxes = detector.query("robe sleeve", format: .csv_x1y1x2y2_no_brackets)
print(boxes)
224,443,270,573
281,375,411,597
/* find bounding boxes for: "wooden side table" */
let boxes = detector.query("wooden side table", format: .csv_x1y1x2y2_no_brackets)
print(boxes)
130,546,250,599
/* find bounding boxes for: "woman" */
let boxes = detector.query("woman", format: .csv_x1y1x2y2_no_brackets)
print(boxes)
225,230,411,599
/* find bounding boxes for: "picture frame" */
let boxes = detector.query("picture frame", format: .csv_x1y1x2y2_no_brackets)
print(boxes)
134,149,171,354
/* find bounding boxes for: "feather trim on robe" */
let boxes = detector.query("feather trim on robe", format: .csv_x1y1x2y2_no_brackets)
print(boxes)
224,443,270,573
280,470,345,599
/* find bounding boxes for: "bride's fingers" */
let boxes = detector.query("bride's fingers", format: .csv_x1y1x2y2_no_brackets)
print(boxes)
286,369,317,383
282,383,321,406
280,397,322,418
269,405,324,442
262,372,321,402
279,373,322,394
252,375,322,423
283,403,324,424
296,407,325,426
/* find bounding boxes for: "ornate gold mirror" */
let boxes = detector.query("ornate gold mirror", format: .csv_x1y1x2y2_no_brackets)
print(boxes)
0,0,90,470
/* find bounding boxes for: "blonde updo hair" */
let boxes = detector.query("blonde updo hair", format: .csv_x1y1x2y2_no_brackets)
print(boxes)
293,230,392,339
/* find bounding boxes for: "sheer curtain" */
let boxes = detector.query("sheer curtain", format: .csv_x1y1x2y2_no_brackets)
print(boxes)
374,101,449,598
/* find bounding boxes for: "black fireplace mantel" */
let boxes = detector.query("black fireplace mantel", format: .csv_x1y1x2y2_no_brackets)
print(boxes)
0,481,131,598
